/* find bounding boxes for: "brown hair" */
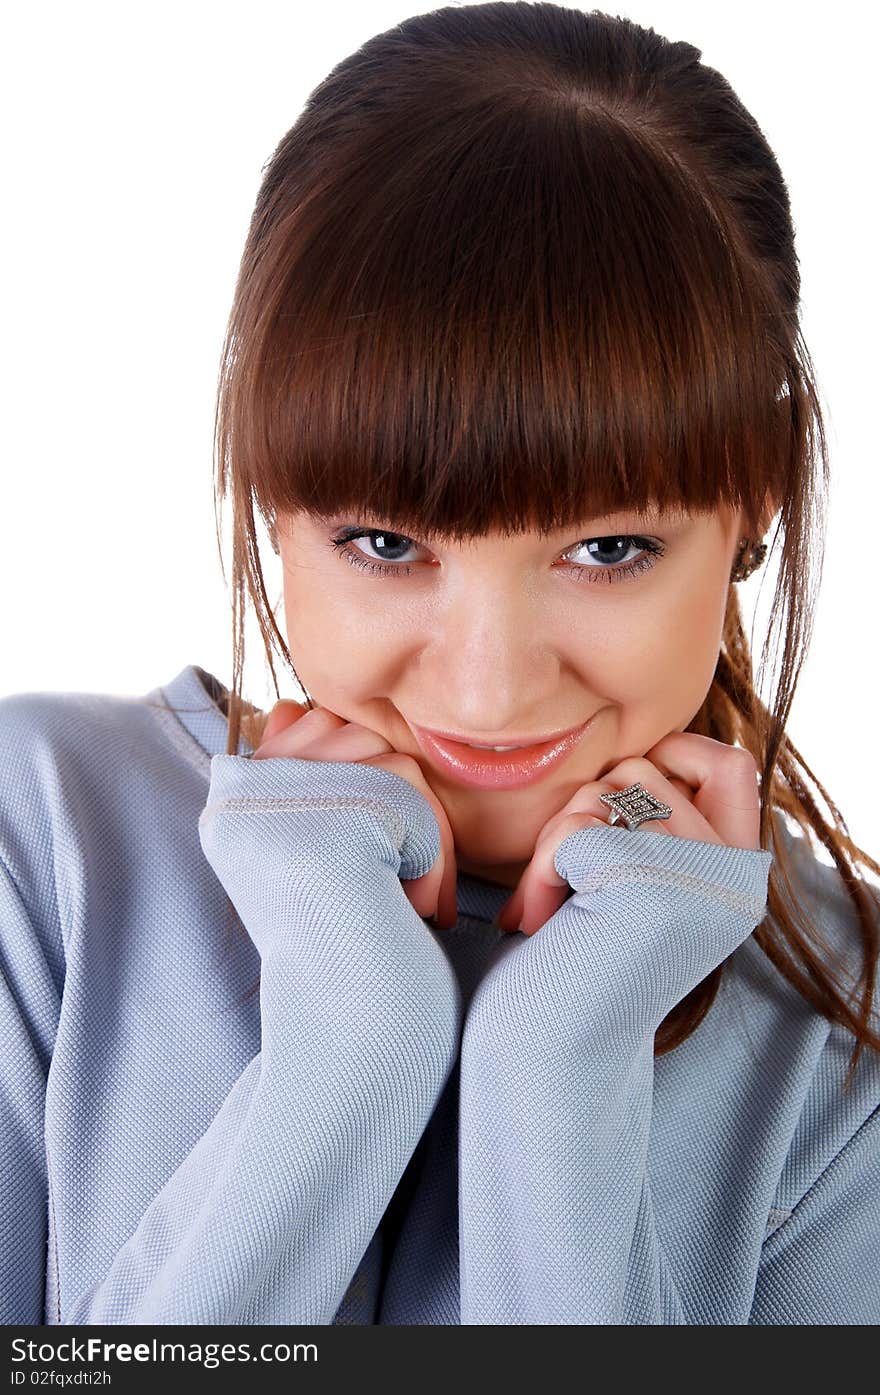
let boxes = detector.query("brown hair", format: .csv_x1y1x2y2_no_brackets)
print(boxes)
205,3,879,1088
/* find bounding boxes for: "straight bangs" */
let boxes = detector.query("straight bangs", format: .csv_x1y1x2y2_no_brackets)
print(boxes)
217,96,801,546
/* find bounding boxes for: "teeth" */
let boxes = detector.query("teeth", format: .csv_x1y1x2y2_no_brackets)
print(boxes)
465,743,523,751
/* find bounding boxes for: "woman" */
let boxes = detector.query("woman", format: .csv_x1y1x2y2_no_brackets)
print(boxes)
2,4,878,1325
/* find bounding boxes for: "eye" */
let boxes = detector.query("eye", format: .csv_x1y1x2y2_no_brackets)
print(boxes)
327,526,667,584
328,527,424,576
561,535,667,584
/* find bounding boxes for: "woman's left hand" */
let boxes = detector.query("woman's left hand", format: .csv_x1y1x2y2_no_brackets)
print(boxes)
496,733,762,937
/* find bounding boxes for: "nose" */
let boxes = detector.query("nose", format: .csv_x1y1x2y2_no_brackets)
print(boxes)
422,595,560,733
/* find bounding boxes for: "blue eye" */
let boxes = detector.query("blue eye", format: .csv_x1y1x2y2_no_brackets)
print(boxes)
562,535,667,583
327,526,667,584
329,527,420,576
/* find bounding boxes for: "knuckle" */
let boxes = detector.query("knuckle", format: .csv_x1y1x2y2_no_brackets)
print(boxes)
612,756,655,783
275,699,308,716
378,750,420,776
730,745,760,777
367,750,424,786
281,707,333,737
307,706,345,726
545,811,598,849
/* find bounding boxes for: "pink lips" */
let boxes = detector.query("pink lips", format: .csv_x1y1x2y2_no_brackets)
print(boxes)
409,717,596,789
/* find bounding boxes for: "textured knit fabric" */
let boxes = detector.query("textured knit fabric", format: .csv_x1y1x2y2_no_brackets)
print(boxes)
1,662,878,1325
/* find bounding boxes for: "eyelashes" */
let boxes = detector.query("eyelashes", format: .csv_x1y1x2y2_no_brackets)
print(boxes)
329,527,419,576
327,526,667,586
564,536,666,583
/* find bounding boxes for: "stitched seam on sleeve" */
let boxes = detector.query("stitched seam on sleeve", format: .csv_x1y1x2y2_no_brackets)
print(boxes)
200,795,407,844
46,1149,61,1323
570,863,767,914
765,1206,793,1230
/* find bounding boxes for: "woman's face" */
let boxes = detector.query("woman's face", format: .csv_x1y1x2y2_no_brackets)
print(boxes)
274,502,754,889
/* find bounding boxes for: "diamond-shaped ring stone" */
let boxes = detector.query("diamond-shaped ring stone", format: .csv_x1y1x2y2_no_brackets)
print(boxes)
598,782,674,831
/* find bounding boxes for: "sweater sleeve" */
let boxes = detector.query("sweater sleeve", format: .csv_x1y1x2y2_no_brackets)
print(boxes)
0,858,55,1325
55,754,462,1325
748,1103,880,1323
458,822,774,1324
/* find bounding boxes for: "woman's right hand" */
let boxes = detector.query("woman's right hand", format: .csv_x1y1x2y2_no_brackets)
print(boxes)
252,701,459,930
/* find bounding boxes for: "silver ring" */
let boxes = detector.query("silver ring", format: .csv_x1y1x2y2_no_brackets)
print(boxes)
598,782,673,831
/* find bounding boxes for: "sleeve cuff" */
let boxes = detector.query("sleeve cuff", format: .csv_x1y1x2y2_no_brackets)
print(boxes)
553,821,774,900
202,753,442,880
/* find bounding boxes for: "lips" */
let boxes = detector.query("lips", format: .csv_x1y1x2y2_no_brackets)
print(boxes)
419,722,580,747
409,717,596,789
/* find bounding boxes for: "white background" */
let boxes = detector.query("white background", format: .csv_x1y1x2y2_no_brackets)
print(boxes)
2,1,876,859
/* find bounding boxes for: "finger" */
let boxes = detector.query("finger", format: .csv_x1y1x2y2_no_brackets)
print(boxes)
401,876,433,920
427,788,459,930
437,837,459,930
640,733,761,850
667,775,695,802
254,721,461,927
518,811,606,935
294,721,398,764
590,756,717,843
499,747,749,936
397,826,456,928
497,881,523,934
258,700,309,746
252,706,351,760
360,754,458,930
497,799,597,933
397,766,459,930
395,855,442,923
413,795,458,930
403,860,456,930
496,807,574,933
504,762,704,936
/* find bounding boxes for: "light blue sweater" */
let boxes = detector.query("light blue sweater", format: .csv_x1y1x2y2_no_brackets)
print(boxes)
1,662,878,1325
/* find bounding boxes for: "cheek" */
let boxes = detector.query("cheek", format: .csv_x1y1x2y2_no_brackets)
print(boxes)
592,578,727,740
282,570,403,698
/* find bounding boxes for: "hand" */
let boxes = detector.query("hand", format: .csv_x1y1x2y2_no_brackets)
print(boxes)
252,700,459,930
496,733,762,937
